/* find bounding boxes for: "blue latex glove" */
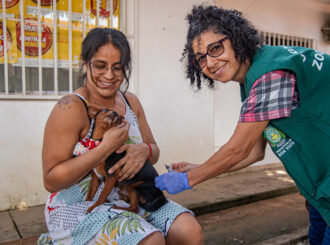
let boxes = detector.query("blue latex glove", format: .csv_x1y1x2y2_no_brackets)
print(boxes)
155,172,192,194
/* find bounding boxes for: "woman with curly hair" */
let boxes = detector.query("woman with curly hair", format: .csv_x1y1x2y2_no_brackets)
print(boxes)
155,5,330,244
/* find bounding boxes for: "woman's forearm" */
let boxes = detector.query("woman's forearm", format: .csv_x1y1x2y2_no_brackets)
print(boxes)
187,122,268,187
225,150,263,172
43,143,117,192
226,136,266,173
187,143,248,187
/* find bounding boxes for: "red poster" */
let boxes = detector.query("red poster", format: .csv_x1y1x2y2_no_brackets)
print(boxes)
90,0,118,17
16,19,53,57
0,0,19,9
0,21,12,57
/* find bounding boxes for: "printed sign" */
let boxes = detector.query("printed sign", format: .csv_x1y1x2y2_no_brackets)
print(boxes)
0,0,19,9
0,0,20,18
0,20,17,63
16,19,53,57
90,0,118,17
0,0,120,65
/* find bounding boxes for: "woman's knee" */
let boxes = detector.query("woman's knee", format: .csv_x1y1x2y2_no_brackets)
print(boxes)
139,231,165,245
167,212,204,245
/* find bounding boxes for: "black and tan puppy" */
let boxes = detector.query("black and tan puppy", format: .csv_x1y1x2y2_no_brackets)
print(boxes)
85,105,167,213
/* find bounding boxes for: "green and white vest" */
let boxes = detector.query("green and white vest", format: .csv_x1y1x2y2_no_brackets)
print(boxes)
240,45,330,224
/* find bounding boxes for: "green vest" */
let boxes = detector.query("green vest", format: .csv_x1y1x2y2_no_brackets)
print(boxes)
240,45,330,224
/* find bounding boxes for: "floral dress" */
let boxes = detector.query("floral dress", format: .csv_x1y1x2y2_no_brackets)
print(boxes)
38,92,192,245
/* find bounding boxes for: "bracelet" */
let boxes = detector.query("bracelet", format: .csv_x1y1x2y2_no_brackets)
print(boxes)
145,143,152,160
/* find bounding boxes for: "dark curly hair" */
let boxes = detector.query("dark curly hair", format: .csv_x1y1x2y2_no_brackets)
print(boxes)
182,5,262,90
79,28,131,92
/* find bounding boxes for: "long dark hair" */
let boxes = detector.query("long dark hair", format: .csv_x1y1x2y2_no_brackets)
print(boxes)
79,28,131,92
182,5,262,90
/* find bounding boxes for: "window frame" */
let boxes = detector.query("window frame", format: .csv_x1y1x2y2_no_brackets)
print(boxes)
261,31,315,49
0,0,120,100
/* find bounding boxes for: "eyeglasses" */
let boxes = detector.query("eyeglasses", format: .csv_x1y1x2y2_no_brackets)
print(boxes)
90,61,123,76
192,36,229,69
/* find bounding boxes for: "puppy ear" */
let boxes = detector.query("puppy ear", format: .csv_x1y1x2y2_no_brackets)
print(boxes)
101,119,112,130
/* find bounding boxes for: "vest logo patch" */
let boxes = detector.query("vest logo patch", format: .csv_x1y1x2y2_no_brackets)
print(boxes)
264,127,282,145
264,125,296,158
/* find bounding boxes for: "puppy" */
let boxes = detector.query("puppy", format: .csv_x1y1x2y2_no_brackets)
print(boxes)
85,105,167,213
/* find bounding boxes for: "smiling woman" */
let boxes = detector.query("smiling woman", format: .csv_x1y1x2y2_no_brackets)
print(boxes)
192,36,229,69
155,5,330,245
38,28,203,245
180,6,261,89
85,43,124,98
191,31,249,84
90,60,123,76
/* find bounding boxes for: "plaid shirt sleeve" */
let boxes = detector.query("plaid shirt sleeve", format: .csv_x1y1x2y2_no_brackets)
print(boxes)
239,70,299,122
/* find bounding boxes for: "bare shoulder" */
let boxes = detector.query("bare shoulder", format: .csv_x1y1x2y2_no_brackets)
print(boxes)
124,91,139,104
124,92,143,114
46,94,88,134
56,94,85,111
55,94,86,113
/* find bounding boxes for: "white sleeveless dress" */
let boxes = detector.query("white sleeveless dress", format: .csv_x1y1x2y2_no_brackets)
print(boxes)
38,92,192,245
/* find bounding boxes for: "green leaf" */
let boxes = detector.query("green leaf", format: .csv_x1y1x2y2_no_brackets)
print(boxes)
109,219,119,234
136,221,145,232
132,220,138,232
121,219,129,235
102,220,111,234
127,221,133,233
117,218,125,231
82,185,89,195
78,178,91,188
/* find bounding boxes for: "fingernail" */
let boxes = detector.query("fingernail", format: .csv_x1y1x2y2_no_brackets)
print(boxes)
109,170,113,174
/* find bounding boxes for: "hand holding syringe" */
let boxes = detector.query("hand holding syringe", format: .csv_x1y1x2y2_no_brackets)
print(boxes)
164,164,173,172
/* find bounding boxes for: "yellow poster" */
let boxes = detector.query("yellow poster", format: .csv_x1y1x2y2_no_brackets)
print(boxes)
0,0,120,66
0,20,17,63
87,0,120,29
16,18,83,67
25,0,83,15
0,0,20,18
16,19,54,59
56,27,83,66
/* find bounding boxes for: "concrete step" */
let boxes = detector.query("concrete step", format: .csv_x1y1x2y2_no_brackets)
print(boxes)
166,163,298,216
0,163,307,244
254,226,309,245
196,192,309,244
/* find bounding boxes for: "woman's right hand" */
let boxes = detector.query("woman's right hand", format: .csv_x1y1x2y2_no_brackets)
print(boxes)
171,162,198,173
101,121,130,151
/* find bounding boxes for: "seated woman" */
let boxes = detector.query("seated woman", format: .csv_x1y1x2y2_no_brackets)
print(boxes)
38,28,203,245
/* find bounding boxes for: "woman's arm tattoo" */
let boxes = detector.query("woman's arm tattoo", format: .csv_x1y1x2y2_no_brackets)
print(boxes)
57,95,78,109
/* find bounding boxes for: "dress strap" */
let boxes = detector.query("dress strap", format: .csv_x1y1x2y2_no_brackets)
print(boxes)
72,92,89,112
119,92,132,109
72,93,95,138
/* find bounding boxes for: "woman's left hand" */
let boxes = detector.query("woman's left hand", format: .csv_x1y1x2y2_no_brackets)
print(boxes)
171,162,198,173
155,172,192,194
108,143,149,181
